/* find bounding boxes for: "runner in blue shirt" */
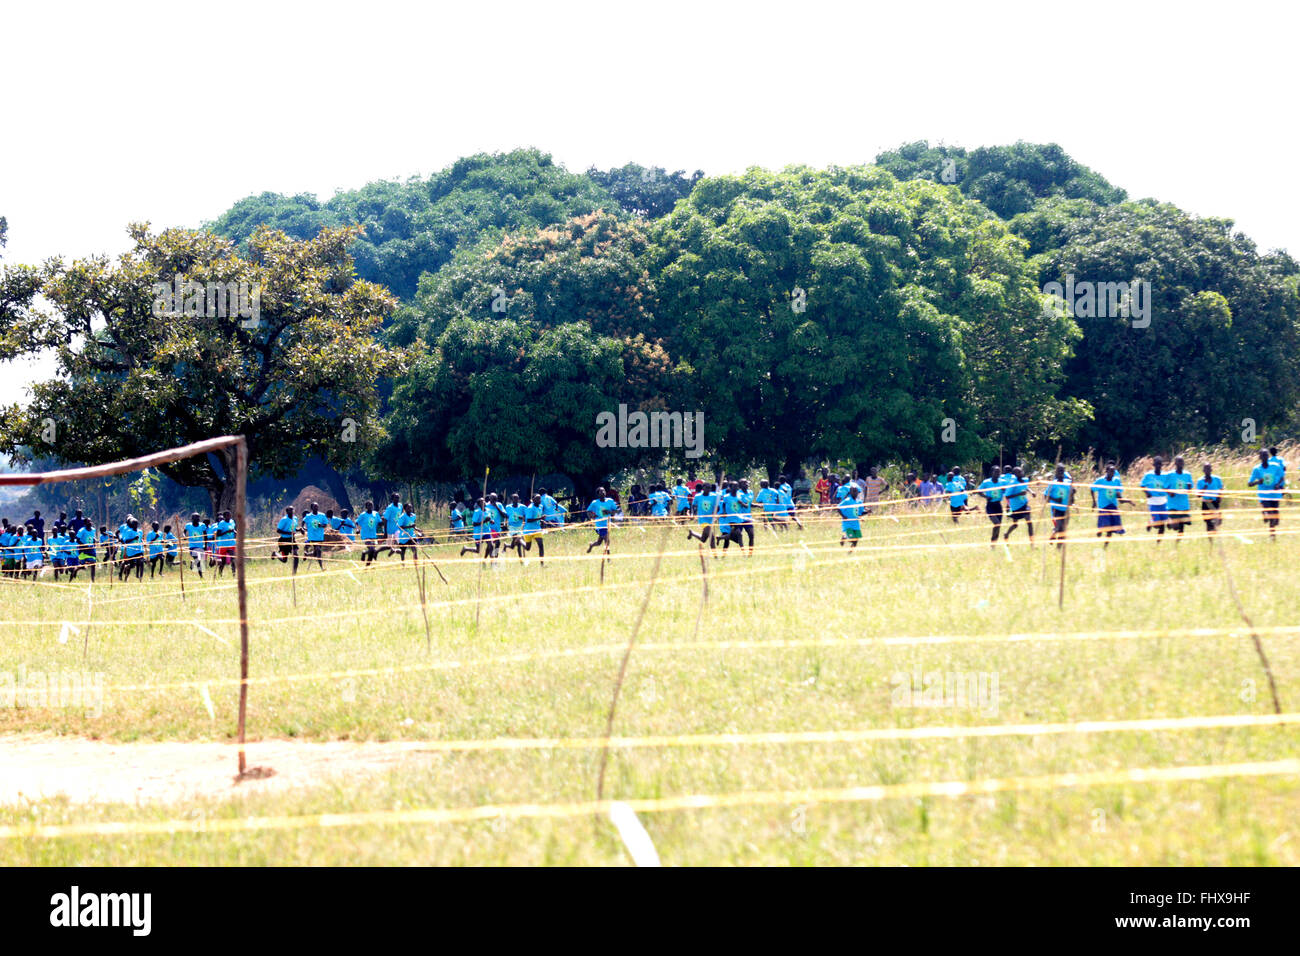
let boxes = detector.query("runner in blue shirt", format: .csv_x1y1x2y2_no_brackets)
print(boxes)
735,479,756,553
671,479,691,521
274,506,300,574
538,488,564,528
449,502,466,539
1195,464,1224,534
459,497,492,560
523,493,547,565
119,518,145,581
945,469,970,523
49,529,71,580
1165,456,1194,538
356,501,381,565
686,482,720,547
184,512,209,578
382,493,404,556
1248,448,1285,538
302,503,329,570
1000,466,1036,544
505,493,527,558
649,484,671,520
70,523,98,582
337,508,357,543
395,503,421,561
838,485,866,549
718,481,750,554
146,521,167,578
213,511,237,576
1044,464,1075,545
586,487,620,554
977,466,1007,544
1090,462,1133,546
1140,457,1170,540
164,526,178,566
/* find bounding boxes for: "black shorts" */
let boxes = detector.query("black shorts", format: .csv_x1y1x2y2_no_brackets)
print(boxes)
1051,512,1068,533
1262,503,1281,519
1166,511,1189,529
986,501,1004,524
278,538,297,555
1008,504,1030,522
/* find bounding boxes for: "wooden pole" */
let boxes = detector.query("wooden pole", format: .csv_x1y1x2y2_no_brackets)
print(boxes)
234,438,251,776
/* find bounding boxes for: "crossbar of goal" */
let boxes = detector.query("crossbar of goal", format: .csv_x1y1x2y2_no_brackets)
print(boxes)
1,435,253,774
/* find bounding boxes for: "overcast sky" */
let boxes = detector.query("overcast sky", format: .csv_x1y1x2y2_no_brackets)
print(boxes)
2,0,1295,403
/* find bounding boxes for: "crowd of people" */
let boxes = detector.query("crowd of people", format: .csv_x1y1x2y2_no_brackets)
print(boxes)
0,508,239,581
0,450,1289,581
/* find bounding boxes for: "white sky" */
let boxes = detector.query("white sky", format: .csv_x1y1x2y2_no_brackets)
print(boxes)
2,0,1296,404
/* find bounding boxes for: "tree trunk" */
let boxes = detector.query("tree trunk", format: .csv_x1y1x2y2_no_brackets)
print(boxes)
320,463,353,513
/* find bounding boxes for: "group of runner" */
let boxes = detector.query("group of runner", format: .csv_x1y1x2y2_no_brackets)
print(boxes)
0,509,239,581
2,449,1289,580
918,448,1287,548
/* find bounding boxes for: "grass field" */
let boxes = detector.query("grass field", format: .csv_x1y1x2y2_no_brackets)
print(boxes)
1,472,1298,865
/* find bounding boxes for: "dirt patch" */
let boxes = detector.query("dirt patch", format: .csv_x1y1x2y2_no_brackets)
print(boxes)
0,734,437,806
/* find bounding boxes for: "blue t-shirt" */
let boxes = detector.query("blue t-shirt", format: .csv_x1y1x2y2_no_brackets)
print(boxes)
76,526,98,549
1092,476,1123,509
383,503,403,535
165,532,178,554
737,489,754,523
838,499,864,532
671,485,690,512
1251,463,1284,502
146,530,164,557
523,505,542,532
1044,478,1072,512
588,498,618,530
694,493,718,523
303,512,328,542
1002,474,1030,510
946,476,968,507
357,511,380,540
120,527,143,557
396,512,417,543
506,504,525,531
450,508,465,530
337,517,357,540
1195,475,1223,501
756,488,780,513
649,490,670,516
540,494,563,525
1140,471,1169,506
275,516,295,537
470,507,486,540
977,478,1004,503
1165,470,1193,511
215,519,236,542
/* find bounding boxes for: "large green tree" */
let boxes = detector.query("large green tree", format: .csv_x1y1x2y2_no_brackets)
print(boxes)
645,166,1088,476
585,164,703,219
0,224,404,512
876,141,1127,219
378,213,687,489
209,149,618,300
1029,200,1300,457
